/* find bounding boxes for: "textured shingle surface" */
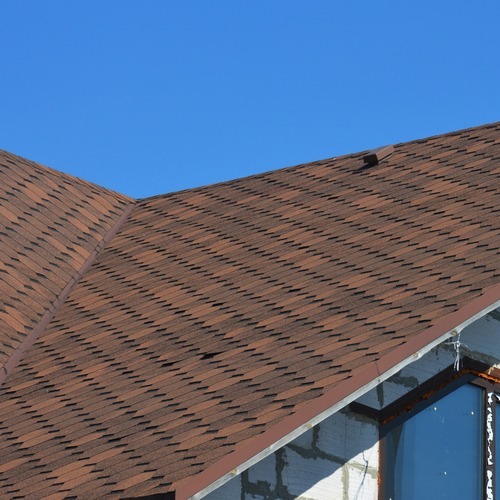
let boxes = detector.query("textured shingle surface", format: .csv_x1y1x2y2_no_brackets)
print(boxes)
0,123,499,498
0,150,132,381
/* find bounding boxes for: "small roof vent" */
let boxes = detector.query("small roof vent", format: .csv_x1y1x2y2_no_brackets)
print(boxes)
363,145,394,165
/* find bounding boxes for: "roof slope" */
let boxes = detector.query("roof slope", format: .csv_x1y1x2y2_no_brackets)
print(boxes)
0,123,499,498
0,150,133,381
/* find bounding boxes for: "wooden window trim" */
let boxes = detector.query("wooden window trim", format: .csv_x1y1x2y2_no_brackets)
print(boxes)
350,357,500,500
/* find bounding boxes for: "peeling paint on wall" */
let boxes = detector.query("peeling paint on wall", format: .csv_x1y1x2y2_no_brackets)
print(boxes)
486,391,494,500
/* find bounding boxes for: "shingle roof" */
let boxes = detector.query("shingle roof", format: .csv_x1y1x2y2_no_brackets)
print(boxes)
0,150,133,384
1,123,499,498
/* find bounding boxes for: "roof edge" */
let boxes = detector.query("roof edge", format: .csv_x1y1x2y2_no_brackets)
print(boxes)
0,148,133,202
140,121,500,202
0,200,137,385
176,282,500,500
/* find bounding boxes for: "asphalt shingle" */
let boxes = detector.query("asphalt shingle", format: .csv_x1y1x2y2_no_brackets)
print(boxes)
0,123,499,498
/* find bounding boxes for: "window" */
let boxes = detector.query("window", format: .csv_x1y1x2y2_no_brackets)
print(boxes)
384,384,483,499
380,365,500,500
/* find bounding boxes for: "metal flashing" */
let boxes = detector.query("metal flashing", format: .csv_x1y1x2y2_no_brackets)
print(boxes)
1,121,499,498
179,284,500,499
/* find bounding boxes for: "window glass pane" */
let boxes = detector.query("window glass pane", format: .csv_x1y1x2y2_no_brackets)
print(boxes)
386,384,483,500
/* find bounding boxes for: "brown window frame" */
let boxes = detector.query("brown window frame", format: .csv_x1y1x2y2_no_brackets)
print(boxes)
351,357,500,500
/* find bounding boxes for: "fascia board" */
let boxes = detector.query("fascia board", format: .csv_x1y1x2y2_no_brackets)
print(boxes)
175,282,500,500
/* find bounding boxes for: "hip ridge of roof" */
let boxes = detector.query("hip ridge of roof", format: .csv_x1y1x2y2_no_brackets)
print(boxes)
0,200,137,385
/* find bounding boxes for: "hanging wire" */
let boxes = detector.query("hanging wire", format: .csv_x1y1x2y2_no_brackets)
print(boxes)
447,331,467,371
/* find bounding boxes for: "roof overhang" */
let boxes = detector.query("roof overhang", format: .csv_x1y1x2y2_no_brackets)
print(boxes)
174,282,500,499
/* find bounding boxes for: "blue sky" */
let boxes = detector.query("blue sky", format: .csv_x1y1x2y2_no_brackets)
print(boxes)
1,1,499,198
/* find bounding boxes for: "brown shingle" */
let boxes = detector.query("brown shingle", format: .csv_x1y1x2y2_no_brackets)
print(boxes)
0,149,133,381
0,122,499,498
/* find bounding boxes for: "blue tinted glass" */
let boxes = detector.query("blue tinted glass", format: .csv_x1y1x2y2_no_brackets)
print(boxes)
386,384,482,500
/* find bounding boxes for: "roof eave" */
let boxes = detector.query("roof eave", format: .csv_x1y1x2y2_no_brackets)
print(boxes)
176,282,500,500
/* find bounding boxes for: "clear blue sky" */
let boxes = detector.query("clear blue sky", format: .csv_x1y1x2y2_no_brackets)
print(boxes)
1,1,499,199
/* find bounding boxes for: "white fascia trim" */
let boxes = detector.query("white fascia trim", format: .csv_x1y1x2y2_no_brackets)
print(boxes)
192,300,500,499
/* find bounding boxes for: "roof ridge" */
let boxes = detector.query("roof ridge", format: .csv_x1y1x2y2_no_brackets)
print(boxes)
0,148,132,202
0,200,137,385
139,121,500,203
1,122,499,497
393,120,500,148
